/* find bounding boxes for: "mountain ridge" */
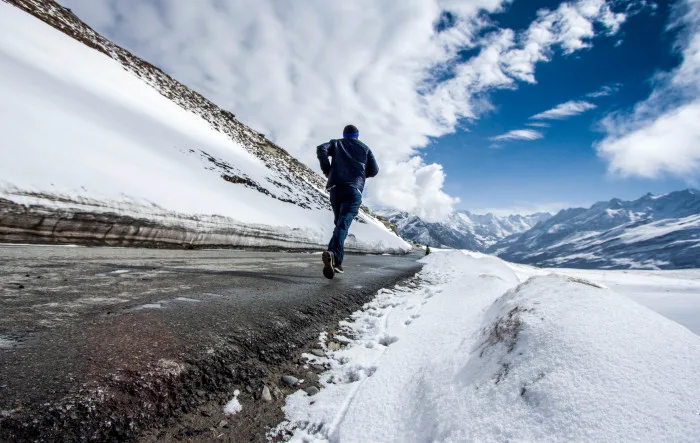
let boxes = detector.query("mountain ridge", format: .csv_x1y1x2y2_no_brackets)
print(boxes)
379,209,552,251
489,189,700,269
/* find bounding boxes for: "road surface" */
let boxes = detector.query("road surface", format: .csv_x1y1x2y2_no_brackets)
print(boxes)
0,245,423,441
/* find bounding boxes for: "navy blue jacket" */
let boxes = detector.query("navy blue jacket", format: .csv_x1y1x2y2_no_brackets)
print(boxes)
317,138,379,192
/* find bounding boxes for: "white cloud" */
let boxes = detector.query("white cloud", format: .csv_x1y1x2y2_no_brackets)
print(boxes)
586,84,620,98
531,100,598,120
526,122,551,128
490,129,544,142
501,0,629,83
58,0,633,220
598,102,700,178
372,157,459,222
597,0,700,180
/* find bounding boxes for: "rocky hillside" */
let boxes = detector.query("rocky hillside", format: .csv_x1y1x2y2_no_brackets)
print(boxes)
489,189,700,269
381,210,551,250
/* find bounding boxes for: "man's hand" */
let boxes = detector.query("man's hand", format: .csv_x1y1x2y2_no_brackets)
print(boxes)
324,172,329,178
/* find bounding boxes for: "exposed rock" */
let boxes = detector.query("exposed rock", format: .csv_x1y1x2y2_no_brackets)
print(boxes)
261,385,272,402
310,348,325,357
281,375,299,387
305,386,320,396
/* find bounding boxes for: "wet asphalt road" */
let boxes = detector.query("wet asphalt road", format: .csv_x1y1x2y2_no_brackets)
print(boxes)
0,245,422,439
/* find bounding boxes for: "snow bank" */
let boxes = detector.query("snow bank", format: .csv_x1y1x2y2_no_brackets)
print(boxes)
278,251,700,442
0,2,408,253
537,267,700,336
458,274,700,442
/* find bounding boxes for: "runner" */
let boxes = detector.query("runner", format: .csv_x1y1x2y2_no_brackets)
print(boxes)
317,125,379,279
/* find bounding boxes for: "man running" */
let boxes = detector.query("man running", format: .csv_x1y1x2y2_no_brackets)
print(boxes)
317,124,379,279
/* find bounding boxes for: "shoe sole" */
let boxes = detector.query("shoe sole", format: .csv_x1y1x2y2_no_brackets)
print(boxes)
322,251,335,280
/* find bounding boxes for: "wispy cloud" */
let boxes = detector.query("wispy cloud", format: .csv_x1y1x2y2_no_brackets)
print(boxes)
586,84,620,98
526,122,550,128
491,129,544,142
531,100,597,120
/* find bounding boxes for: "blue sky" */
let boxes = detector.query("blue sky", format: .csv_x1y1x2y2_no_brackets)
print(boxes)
429,0,691,213
60,0,700,219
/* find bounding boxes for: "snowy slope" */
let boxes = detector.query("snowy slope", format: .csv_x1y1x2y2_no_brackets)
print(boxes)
273,251,700,442
380,210,550,250
0,1,408,252
489,190,700,269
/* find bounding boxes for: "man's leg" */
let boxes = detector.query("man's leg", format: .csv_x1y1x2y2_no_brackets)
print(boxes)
328,186,362,267
328,187,341,260
323,187,343,279
329,187,341,226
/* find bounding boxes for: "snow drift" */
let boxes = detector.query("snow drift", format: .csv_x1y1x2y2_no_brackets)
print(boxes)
0,0,408,253
278,251,700,442
459,274,700,441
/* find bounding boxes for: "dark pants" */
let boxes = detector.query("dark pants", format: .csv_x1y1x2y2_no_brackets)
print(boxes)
328,184,362,266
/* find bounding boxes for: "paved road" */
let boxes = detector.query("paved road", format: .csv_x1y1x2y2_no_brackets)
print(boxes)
0,245,422,440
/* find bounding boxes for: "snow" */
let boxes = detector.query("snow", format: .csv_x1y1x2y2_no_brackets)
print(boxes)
617,214,700,244
490,190,700,270
276,250,700,442
224,389,242,415
382,210,550,251
503,261,700,335
134,303,162,310
541,267,700,335
0,2,408,254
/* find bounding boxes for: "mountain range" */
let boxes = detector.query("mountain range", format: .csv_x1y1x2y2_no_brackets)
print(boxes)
383,189,700,269
379,210,551,250
489,189,700,269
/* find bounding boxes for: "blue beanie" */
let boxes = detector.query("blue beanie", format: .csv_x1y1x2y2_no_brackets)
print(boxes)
343,124,359,139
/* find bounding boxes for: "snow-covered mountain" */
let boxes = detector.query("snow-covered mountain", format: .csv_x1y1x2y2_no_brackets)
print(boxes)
0,0,407,253
380,210,551,251
489,189,700,269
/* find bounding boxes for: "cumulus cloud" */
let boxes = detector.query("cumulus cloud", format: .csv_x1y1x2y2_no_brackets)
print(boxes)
59,0,633,220
599,102,700,178
491,129,544,142
531,100,598,120
372,158,459,222
596,0,700,180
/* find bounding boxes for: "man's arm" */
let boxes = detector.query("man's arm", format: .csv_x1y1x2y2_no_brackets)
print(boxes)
316,141,334,177
366,149,379,178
